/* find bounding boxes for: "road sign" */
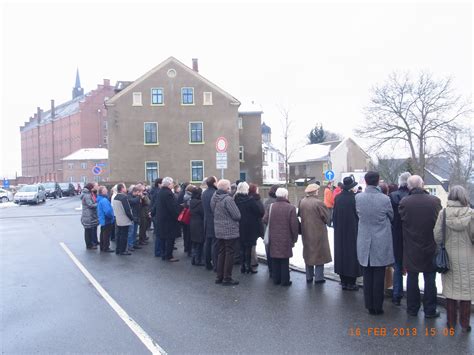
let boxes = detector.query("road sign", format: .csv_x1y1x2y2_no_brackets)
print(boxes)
96,163,106,167
215,137,228,152
324,170,335,181
216,152,228,169
92,166,102,176
3,178,10,188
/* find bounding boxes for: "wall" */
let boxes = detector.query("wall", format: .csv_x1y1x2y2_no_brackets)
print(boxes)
239,113,263,185
62,159,109,184
108,60,240,184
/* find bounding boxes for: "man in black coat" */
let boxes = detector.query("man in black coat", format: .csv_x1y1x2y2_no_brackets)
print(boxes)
155,177,180,261
399,175,442,318
202,176,218,271
127,185,142,251
333,176,361,291
150,178,162,257
389,172,411,305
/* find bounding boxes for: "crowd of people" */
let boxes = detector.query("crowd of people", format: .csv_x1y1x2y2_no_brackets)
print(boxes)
80,171,473,333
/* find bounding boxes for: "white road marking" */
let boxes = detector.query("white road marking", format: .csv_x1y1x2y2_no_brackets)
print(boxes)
60,242,166,355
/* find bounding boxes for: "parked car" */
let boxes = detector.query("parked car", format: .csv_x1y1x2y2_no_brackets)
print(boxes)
59,183,76,196
0,188,14,203
43,182,62,199
14,184,46,204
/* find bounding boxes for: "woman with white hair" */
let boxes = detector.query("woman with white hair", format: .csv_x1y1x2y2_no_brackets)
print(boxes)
434,185,474,333
263,187,299,286
234,182,264,274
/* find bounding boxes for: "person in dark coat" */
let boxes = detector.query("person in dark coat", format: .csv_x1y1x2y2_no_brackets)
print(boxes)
263,188,299,286
249,183,265,272
234,182,264,274
399,175,442,318
181,184,195,256
263,184,279,277
190,187,205,266
127,185,142,251
155,177,181,262
150,178,162,257
389,172,411,305
138,190,151,246
202,176,218,271
333,176,361,291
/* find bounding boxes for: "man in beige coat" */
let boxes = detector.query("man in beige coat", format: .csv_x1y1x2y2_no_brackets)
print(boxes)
299,184,332,284
434,185,474,333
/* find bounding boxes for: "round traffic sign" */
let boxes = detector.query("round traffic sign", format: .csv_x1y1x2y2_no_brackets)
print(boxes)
216,137,228,152
324,170,335,181
92,166,102,176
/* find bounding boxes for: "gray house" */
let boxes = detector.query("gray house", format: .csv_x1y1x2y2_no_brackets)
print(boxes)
105,57,262,185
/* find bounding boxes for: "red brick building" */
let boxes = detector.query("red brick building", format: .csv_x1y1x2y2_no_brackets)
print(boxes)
19,70,114,182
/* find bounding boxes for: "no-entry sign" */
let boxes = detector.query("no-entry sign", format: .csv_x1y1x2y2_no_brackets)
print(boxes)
92,166,102,176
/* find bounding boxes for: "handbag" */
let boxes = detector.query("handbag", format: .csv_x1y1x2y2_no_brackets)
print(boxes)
434,210,449,274
177,207,191,225
264,204,272,245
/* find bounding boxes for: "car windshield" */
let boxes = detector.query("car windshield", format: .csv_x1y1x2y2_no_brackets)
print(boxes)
43,183,55,188
19,185,38,192
59,183,69,188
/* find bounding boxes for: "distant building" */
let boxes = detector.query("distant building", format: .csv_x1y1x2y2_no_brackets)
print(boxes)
105,57,262,185
261,122,284,184
289,138,371,183
61,148,109,184
19,70,114,182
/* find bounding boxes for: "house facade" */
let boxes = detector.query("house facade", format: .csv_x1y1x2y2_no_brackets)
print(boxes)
106,57,262,185
289,138,371,183
19,71,114,182
261,122,284,184
238,103,263,184
61,148,109,184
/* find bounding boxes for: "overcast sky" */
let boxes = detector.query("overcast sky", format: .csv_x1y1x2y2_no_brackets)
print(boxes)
1,0,472,178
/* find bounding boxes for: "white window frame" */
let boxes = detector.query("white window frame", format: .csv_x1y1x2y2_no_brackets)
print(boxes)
190,160,204,183
238,117,243,129
203,91,213,105
145,161,159,184
144,122,159,145
68,162,74,169
181,87,195,105
81,175,86,183
239,146,245,162
69,176,74,183
103,136,108,145
189,121,204,144
132,92,143,106
81,162,87,169
151,88,164,106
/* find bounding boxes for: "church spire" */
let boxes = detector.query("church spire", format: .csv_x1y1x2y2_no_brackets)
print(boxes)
72,68,84,99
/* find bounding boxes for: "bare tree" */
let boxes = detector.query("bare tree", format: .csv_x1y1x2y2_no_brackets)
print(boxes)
278,106,301,188
356,72,471,177
441,124,473,187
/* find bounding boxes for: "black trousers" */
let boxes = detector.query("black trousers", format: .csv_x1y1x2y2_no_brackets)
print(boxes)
407,271,437,315
240,244,252,269
340,275,357,286
84,227,97,248
272,258,290,285
204,237,218,270
160,237,175,260
183,225,191,253
192,242,204,263
217,239,235,281
116,225,129,254
362,266,385,311
99,224,113,251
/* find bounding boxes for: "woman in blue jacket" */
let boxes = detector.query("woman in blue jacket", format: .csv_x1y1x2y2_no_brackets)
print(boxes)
97,186,115,252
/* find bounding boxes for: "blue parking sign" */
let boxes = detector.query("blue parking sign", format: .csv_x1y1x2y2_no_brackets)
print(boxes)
3,178,10,188
92,166,102,176
324,170,335,181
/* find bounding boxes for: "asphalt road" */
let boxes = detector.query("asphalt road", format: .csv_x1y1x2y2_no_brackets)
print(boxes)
1,197,473,354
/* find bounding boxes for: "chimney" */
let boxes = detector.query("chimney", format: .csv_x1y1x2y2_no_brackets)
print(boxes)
192,58,199,72
103,79,110,87
51,100,55,119
37,107,42,123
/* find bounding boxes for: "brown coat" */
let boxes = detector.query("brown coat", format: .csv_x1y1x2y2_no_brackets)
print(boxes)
263,198,299,259
299,195,332,266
